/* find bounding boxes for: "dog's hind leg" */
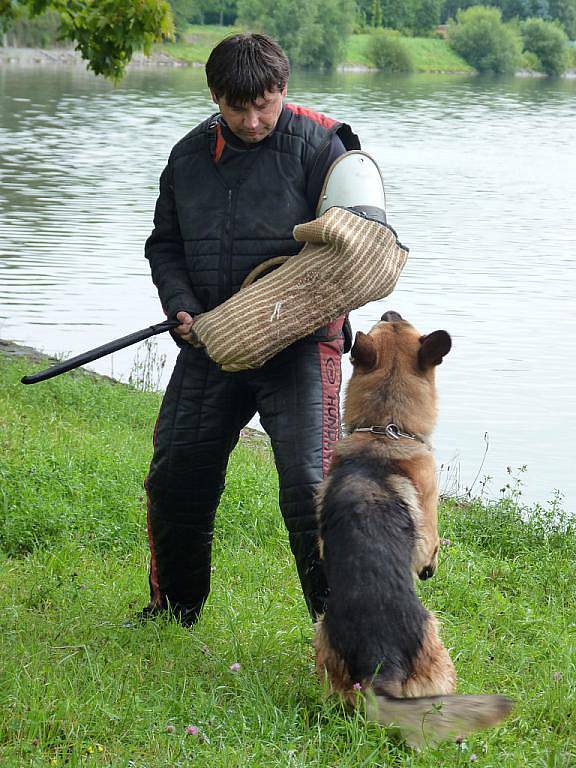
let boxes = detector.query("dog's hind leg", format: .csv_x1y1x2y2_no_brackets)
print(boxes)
313,619,352,695
402,615,457,698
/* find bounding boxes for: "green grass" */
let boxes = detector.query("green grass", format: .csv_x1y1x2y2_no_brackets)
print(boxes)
345,33,473,72
160,24,242,65
402,37,474,73
158,25,472,72
1,352,575,767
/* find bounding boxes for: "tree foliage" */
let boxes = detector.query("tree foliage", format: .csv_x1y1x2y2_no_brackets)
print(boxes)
1,0,174,79
547,0,576,36
448,5,523,72
169,0,206,33
237,0,355,67
443,0,576,37
412,0,443,32
521,16,569,72
379,0,409,29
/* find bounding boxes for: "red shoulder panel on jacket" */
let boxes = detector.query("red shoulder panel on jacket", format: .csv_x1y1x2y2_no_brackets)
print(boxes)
285,103,338,129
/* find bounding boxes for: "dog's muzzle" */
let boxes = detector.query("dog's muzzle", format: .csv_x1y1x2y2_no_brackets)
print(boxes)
381,311,403,322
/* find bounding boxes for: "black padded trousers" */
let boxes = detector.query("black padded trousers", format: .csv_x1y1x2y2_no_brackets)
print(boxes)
144,331,343,625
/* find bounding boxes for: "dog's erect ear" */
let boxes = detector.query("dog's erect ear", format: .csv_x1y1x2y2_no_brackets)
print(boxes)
418,331,452,370
350,331,377,370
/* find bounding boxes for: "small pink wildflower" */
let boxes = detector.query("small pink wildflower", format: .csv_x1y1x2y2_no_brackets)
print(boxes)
470,755,478,763
353,682,362,691
553,671,562,681
185,725,199,736
229,662,241,672
164,724,176,734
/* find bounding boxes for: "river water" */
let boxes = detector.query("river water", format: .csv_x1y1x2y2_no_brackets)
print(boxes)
1,64,575,511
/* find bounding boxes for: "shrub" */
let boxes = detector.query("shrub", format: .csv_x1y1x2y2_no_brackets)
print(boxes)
448,5,523,74
521,17,570,75
367,28,415,71
521,49,542,70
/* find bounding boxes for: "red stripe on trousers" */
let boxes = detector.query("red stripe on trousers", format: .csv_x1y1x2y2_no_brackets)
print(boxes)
318,338,343,478
144,416,162,606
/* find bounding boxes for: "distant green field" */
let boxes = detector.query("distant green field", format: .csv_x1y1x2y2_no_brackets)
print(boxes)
160,26,473,73
342,33,473,72
161,24,242,64
403,37,473,72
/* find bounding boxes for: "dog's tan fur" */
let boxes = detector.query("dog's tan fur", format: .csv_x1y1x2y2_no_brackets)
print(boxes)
314,315,513,747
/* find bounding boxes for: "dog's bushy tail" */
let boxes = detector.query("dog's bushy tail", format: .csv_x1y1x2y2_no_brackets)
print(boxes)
366,692,514,748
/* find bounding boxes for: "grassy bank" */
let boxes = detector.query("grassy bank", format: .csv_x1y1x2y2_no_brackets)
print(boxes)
159,25,472,72
344,33,473,72
0,351,574,767
161,24,243,66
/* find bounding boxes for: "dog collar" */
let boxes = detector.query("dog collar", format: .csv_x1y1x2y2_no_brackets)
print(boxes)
348,423,427,444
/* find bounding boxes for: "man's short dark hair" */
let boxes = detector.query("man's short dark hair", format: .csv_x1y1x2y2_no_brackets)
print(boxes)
206,33,290,106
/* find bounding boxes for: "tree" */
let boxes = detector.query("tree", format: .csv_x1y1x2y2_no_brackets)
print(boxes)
0,0,174,80
441,0,486,24
380,0,412,30
412,0,443,33
521,16,570,73
237,0,355,68
169,0,204,33
371,0,383,27
548,0,576,36
448,5,523,72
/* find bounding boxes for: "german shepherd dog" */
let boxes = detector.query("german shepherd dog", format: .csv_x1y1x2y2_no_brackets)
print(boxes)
314,311,513,748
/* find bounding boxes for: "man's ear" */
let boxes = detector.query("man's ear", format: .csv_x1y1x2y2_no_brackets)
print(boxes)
418,331,452,370
350,331,377,370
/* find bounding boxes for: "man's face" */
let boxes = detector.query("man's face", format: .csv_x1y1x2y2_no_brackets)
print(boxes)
211,86,287,143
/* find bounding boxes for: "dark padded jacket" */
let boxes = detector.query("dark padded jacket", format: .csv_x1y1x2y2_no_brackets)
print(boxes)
145,104,360,320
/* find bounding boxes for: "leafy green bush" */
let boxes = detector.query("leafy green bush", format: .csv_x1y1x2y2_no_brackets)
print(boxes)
521,48,541,71
521,17,570,75
367,28,415,71
448,5,523,74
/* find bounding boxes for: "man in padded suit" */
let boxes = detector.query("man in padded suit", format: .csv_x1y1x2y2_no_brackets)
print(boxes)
140,33,360,626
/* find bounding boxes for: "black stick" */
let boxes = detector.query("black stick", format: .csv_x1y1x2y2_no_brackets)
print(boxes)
21,319,180,385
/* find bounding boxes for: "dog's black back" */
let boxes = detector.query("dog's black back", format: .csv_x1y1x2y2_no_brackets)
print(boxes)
320,450,428,686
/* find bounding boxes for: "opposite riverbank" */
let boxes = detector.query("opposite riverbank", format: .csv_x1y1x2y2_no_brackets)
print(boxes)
0,345,574,766
0,40,469,73
1,24,472,73
3,38,576,77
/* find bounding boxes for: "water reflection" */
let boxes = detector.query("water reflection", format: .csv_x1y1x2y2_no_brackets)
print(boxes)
1,65,575,509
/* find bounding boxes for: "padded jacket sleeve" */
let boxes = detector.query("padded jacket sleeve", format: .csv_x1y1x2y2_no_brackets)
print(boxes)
306,133,347,212
145,158,204,319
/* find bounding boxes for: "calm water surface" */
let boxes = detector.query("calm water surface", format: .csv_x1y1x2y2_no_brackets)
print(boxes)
1,65,575,510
